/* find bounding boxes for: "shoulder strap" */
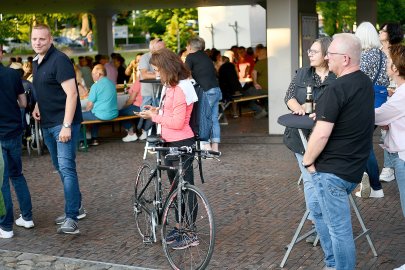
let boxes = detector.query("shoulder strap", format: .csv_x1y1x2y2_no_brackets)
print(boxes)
373,50,383,85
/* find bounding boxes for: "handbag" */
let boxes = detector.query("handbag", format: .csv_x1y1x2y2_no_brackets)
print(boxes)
373,50,388,108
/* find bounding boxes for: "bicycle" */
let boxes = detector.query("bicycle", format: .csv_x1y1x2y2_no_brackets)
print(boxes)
133,136,220,269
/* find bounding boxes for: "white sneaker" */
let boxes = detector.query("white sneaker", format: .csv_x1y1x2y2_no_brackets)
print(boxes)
139,131,147,140
394,264,405,270
122,133,138,142
15,215,35,229
0,228,14,238
355,173,371,198
379,167,395,182
369,188,384,198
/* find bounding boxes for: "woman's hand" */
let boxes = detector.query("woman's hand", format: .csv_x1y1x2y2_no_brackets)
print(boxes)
292,108,305,115
139,105,159,119
308,112,317,121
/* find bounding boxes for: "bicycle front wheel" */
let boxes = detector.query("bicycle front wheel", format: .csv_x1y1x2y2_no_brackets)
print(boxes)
161,184,215,270
134,162,157,243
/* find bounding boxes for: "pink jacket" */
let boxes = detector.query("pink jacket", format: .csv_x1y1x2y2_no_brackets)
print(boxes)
128,80,142,107
152,85,194,142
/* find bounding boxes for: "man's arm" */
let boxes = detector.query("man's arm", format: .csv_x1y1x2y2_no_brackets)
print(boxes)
17,93,27,108
59,78,78,142
302,120,334,171
140,68,157,80
85,101,94,111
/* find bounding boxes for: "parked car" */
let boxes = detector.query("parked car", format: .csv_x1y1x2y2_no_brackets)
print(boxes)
53,36,83,48
2,38,32,53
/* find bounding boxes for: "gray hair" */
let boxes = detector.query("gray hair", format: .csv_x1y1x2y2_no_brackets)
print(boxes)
333,33,362,65
188,37,205,51
354,22,382,50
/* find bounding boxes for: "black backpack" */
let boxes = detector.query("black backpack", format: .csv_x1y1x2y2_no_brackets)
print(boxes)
189,82,212,141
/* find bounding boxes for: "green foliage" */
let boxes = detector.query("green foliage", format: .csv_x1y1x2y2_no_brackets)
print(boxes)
0,19,19,45
317,0,356,36
317,0,404,36
144,8,198,52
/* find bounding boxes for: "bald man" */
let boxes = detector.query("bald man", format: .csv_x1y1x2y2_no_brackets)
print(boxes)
302,33,374,269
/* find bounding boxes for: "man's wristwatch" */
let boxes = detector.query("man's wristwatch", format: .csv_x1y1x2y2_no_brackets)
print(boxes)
302,161,313,168
63,123,71,128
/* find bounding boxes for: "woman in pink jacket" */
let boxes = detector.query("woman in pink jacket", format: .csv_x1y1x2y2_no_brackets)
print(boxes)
139,48,199,249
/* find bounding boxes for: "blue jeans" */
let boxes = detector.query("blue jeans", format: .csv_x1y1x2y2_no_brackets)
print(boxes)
386,152,405,217
137,95,159,131
42,124,81,221
311,172,358,270
82,111,100,138
365,148,382,190
0,134,33,231
119,104,140,130
295,153,316,221
205,87,222,143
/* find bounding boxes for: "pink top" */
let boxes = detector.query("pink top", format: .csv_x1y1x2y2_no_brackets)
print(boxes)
152,85,194,142
128,80,142,107
375,83,405,160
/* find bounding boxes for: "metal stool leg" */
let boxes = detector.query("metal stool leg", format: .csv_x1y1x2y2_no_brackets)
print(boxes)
297,173,303,185
349,194,378,257
280,209,314,268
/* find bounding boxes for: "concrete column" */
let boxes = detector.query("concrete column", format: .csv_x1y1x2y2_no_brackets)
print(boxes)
267,0,299,134
93,10,114,56
357,0,377,25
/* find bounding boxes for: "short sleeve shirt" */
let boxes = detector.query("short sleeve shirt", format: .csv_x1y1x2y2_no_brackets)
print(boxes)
32,45,83,128
139,52,157,96
0,65,24,139
315,71,375,183
88,77,118,120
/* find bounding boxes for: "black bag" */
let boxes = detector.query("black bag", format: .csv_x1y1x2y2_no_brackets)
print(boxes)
189,83,212,141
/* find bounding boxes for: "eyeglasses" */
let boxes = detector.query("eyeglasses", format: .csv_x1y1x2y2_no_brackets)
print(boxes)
327,51,347,56
307,49,320,55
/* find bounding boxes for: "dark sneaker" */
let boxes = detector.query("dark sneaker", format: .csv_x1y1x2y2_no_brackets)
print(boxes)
165,228,179,244
170,233,199,250
55,205,87,225
57,218,79,235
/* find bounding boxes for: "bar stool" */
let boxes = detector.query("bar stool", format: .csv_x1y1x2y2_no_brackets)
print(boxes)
277,113,377,268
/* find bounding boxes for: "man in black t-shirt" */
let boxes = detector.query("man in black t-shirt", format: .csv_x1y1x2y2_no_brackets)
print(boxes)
0,45,34,238
302,34,374,269
185,37,222,152
31,24,85,235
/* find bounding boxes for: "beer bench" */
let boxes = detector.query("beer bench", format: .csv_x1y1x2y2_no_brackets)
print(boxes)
218,94,268,125
80,115,140,151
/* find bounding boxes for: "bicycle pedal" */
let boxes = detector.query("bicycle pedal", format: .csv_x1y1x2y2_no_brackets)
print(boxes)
143,236,154,244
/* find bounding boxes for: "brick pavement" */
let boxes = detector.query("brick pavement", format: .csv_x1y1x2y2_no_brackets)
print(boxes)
1,115,405,269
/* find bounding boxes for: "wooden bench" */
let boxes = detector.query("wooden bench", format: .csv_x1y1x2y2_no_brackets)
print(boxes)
218,94,268,125
80,115,140,151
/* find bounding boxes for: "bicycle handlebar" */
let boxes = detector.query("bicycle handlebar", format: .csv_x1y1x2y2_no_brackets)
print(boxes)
149,146,221,158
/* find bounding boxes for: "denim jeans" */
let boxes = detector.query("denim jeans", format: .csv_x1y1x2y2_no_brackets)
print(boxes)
119,104,140,130
42,124,81,221
386,152,405,217
205,87,222,143
295,153,316,221
0,134,33,231
365,148,382,190
82,111,100,138
137,95,159,131
311,171,358,270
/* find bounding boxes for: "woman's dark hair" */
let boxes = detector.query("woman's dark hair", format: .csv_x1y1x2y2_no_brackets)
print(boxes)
381,22,404,45
313,36,333,57
150,48,191,87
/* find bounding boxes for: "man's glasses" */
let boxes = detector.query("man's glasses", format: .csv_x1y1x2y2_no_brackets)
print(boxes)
327,51,351,60
307,49,320,55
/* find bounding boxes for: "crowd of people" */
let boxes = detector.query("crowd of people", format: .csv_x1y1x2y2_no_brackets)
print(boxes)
1,19,404,269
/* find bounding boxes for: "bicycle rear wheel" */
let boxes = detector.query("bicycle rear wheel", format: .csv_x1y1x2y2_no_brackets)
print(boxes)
134,162,157,243
161,184,215,270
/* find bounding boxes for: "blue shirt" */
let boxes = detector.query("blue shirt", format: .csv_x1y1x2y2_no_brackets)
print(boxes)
88,77,118,120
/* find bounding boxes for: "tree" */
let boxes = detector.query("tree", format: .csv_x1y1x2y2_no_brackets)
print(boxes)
0,19,19,45
144,8,198,52
317,0,404,36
